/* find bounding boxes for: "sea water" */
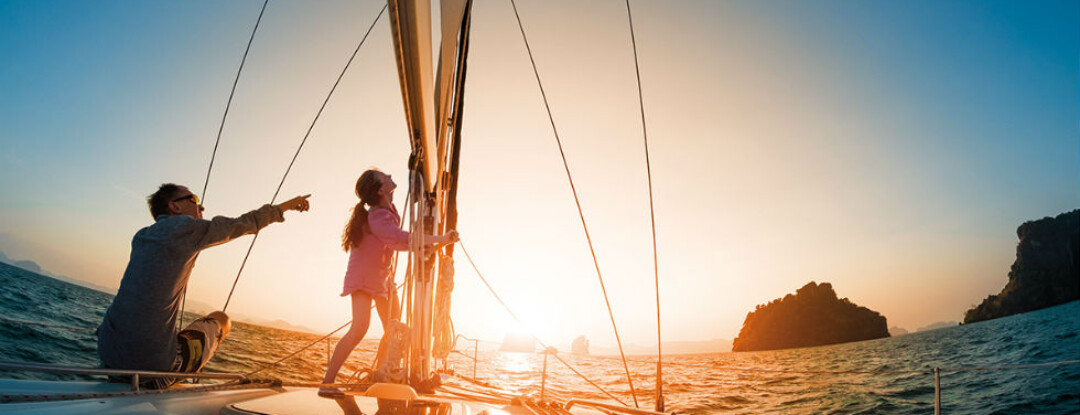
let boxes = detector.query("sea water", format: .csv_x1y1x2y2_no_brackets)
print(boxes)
0,261,1077,414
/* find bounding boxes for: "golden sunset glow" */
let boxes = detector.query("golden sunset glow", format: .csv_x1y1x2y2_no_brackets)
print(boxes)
1,0,1075,356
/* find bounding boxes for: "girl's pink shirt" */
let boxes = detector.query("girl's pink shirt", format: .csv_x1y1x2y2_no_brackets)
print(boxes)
341,206,410,297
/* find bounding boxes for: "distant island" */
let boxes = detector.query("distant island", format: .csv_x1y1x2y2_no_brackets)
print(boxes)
732,282,889,352
571,335,589,355
499,332,536,353
0,250,114,294
916,321,959,332
964,210,1079,324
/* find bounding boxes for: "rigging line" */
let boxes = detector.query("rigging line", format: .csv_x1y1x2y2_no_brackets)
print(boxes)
246,320,352,377
506,0,639,407
549,352,629,407
201,0,269,205
623,0,663,412
221,4,388,312
180,0,270,335
249,281,405,379
458,242,628,407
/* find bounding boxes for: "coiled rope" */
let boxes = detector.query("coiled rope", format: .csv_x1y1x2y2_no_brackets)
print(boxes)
221,4,388,312
506,0,638,407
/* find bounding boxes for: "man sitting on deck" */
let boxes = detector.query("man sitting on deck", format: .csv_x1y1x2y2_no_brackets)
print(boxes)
97,183,311,389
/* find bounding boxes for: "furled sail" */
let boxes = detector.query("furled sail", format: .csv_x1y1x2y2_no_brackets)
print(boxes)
431,0,471,363
434,0,469,181
386,0,472,386
387,0,437,191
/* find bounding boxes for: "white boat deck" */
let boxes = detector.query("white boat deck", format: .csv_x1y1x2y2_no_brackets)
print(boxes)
0,378,622,415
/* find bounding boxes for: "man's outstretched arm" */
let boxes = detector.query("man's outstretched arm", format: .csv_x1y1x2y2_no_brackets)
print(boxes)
186,194,311,250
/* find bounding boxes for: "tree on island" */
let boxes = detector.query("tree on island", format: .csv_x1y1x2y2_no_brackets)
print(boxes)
732,282,889,352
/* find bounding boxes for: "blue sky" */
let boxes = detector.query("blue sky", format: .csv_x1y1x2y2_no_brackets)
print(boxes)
0,0,1076,346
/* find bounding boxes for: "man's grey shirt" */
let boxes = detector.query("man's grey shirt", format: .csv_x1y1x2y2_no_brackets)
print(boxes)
97,205,284,371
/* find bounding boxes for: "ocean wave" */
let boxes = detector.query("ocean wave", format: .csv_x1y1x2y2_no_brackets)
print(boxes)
1,263,1077,413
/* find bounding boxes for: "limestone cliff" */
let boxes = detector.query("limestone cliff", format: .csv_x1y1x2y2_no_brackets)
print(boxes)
733,282,889,352
964,210,1080,324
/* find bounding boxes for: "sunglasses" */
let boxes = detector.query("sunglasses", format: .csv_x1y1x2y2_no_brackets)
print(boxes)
173,193,201,205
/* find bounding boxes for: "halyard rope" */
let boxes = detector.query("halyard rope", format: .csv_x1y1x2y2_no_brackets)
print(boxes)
507,0,638,406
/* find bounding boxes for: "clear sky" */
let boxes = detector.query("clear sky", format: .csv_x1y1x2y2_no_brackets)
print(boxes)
1,0,1076,351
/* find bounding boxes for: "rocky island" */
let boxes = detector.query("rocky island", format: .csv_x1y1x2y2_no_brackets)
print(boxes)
571,335,589,355
964,210,1079,324
732,282,889,352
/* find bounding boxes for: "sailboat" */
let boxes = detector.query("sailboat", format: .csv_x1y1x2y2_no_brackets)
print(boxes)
0,1,667,413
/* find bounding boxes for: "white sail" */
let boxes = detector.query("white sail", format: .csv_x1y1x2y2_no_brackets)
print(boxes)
387,0,437,191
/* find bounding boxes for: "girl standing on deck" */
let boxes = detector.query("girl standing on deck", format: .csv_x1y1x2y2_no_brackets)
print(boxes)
320,169,457,395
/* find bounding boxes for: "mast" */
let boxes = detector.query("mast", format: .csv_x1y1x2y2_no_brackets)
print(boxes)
386,0,472,389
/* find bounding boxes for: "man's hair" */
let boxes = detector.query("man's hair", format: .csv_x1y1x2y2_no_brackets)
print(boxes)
147,183,182,220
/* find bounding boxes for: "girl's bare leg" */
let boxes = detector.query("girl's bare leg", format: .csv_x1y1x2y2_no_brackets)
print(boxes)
322,292,374,386
372,296,392,368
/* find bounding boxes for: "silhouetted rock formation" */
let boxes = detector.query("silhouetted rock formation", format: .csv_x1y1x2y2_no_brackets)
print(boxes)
499,332,536,353
732,282,889,352
571,335,589,355
964,210,1080,324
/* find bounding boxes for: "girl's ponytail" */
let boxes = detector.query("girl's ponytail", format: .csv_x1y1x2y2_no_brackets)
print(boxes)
341,169,383,251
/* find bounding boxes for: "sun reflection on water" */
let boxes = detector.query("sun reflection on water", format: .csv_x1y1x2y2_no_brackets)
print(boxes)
492,352,541,394
497,352,536,373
